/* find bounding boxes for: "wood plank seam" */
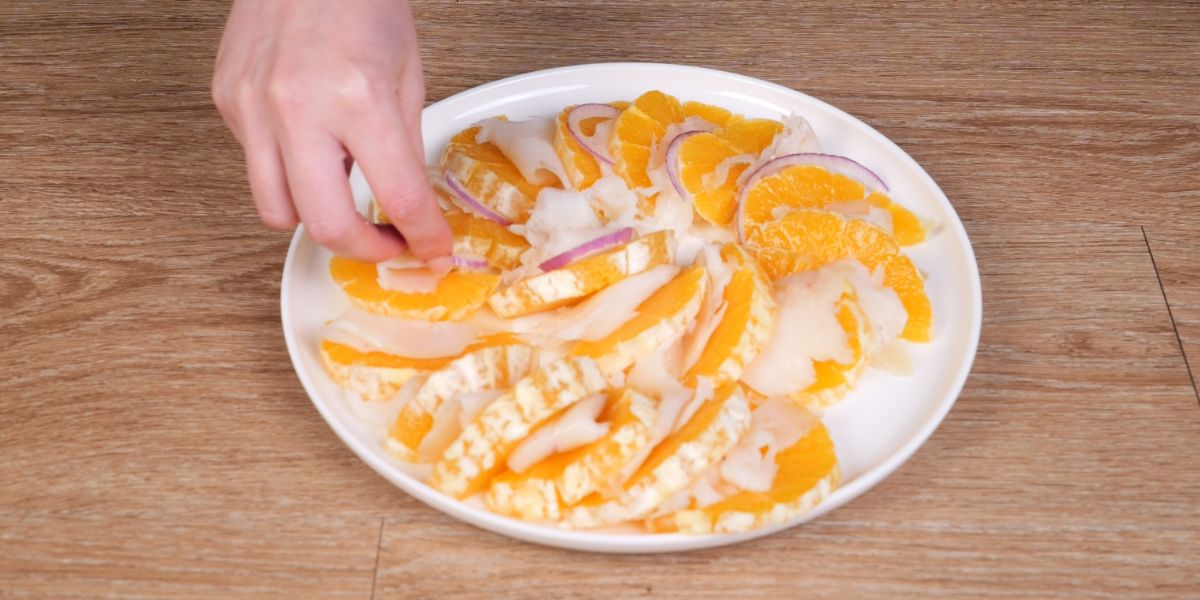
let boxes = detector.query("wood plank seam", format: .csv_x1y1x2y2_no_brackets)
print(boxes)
1142,225,1200,410
371,517,385,600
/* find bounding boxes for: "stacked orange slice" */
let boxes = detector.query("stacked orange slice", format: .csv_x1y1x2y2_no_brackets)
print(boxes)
430,356,609,499
441,125,547,224
488,230,674,318
485,388,657,520
329,256,499,322
676,118,783,226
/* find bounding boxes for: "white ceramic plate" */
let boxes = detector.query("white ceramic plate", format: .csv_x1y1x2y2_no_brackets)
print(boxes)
281,63,982,553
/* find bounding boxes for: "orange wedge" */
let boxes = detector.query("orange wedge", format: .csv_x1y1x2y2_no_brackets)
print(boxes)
441,125,546,224
488,230,674,318
740,164,924,245
329,256,499,322
646,419,839,534
571,265,707,374
445,212,529,271
610,91,734,190
751,209,931,342
386,335,533,461
677,118,783,226
319,339,448,402
430,356,608,499
565,383,752,528
683,244,776,387
485,388,657,520
553,102,627,191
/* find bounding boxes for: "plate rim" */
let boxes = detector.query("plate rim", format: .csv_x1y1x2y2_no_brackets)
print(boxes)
281,61,983,553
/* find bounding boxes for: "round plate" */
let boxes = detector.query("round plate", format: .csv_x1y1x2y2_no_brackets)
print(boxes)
281,63,982,553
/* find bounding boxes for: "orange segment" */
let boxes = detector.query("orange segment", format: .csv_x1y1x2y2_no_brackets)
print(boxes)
751,209,931,342
446,212,529,270
678,118,783,225
488,230,674,318
566,383,752,528
441,125,546,224
386,337,533,461
430,356,608,499
646,421,839,534
867,191,925,246
798,290,870,408
553,102,625,191
610,91,685,189
571,265,707,374
741,164,925,245
684,245,776,386
319,339,441,402
485,388,657,520
682,101,733,127
330,256,500,322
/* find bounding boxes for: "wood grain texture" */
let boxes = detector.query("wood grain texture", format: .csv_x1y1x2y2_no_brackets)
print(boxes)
2,0,1199,598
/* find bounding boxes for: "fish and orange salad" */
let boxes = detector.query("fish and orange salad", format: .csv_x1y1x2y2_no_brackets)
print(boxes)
319,91,932,534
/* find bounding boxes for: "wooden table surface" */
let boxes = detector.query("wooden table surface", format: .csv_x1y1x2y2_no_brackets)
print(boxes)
3,1,1199,597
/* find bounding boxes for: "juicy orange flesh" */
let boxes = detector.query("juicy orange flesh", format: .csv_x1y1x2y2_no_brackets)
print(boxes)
571,265,706,358
321,339,453,371
805,295,862,393
742,165,867,228
689,422,835,519
330,256,500,321
752,209,931,342
684,266,754,383
866,191,925,246
611,91,684,189
554,105,623,190
679,118,782,225
389,407,434,455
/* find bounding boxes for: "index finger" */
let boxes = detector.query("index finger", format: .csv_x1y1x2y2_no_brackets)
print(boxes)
345,104,452,264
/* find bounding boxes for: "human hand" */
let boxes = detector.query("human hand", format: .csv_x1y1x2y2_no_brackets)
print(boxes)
212,0,452,267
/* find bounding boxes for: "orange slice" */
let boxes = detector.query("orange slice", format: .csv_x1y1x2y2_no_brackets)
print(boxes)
386,335,533,461
646,419,839,534
552,102,627,191
485,388,657,520
319,339,447,402
446,212,529,271
441,125,546,224
329,256,500,322
683,244,776,387
611,91,684,190
677,118,783,226
740,164,924,245
487,230,674,318
751,209,931,342
430,356,608,499
565,383,752,528
798,290,870,408
570,265,707,374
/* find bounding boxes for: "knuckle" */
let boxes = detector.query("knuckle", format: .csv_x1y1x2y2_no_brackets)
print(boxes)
304,218,353,245
334,68,381,111
379,189,428,223
265,73,306,111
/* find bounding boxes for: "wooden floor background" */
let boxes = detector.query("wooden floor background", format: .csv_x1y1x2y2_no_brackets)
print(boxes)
1,1,1198,597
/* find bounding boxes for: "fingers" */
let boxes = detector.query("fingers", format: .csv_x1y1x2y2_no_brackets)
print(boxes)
345,103,452,264
242,125,299,228
279,132,408,261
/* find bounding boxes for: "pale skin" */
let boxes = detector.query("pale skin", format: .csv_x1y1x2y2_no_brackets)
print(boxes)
212,0,452,269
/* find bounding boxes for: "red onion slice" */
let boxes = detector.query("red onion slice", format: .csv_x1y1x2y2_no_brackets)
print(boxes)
566,104,620,165
444,173,512,226
736,153,889,243
451,255,491,271
538,227,634,272
664,130,704,201
744,153,888,194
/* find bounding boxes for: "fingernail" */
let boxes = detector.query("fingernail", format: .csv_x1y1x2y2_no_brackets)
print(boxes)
428,256,453,275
